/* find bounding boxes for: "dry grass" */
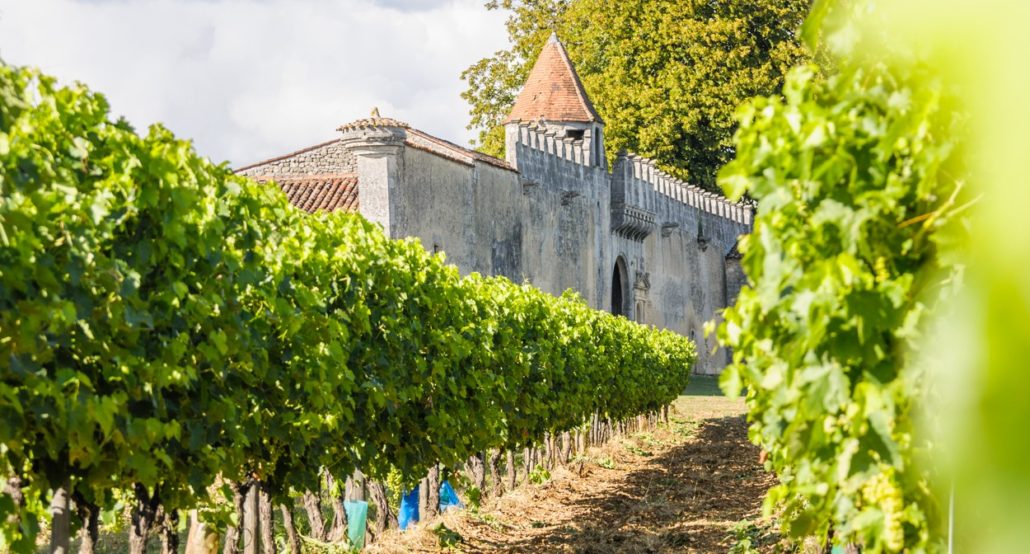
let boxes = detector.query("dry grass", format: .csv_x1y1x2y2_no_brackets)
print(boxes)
369,388,781,553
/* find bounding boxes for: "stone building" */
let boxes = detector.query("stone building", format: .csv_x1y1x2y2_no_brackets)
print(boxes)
237,35,751,374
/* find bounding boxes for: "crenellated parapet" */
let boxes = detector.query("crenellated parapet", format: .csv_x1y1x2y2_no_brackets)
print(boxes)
505,117,752,244
605,153,753,244
511,122,595,169
612,152,753,227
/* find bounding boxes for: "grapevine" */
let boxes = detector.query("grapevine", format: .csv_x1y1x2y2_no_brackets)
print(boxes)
0,63,694,552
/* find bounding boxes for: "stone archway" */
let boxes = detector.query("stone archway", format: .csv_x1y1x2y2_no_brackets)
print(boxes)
611,257,629,317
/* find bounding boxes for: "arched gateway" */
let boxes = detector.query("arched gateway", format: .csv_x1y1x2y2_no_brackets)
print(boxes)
611,257,629,317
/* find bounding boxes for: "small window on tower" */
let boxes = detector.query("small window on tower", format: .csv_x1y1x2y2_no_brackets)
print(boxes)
565,129,585,140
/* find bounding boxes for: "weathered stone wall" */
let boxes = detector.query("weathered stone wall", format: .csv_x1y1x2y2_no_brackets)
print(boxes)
390,146,524,279
333,121,750,374
637,226,732,373
724,255,746,310
509,125,608,305
605,153,750,374
386,129,608,308
237,139,357,177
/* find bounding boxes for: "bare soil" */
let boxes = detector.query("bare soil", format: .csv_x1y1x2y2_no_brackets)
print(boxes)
369,390,778,553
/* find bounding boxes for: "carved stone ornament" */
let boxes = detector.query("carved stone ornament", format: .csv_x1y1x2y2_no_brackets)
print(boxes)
634,270,651,292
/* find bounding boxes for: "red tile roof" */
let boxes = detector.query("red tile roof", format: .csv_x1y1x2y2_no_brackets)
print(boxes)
504,33,602,125
256,174,359,213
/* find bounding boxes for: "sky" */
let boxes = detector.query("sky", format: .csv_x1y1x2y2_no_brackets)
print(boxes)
0,0,510,166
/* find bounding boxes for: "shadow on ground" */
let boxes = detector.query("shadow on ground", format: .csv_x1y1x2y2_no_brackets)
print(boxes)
460,414,774,553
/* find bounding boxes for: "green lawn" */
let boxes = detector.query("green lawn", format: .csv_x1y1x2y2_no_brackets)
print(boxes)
684,374,723,397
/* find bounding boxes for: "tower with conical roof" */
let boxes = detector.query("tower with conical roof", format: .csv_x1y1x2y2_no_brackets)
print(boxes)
237,29,754,374
504,33,605,169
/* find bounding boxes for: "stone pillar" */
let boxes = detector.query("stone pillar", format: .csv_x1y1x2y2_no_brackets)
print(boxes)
338,121,406,238
505,123,523,169
593,124,606,169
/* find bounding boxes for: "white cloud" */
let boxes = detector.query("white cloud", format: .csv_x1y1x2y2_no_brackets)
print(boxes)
0,0,510,166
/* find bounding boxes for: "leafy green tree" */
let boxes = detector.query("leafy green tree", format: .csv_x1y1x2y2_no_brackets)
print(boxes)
462,0,810,189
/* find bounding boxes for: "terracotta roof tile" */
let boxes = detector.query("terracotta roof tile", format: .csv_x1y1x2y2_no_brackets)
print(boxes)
504,33,602,125
255,174,359,213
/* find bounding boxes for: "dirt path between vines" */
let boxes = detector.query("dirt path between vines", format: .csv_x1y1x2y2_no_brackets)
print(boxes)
370,382,777,553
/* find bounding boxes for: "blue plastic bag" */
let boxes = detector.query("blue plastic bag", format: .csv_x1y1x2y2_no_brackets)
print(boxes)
398,485,420,531
438,480,464,512
344,500,367,549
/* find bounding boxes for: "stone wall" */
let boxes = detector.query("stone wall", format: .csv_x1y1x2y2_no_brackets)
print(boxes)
511,127,609,306
237,139,357,177
510,124,751,374
324,120,750,374
391,146,523,278
385,129,608,308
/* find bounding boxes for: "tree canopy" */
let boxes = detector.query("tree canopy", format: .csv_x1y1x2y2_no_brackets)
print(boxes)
462,0,811,189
